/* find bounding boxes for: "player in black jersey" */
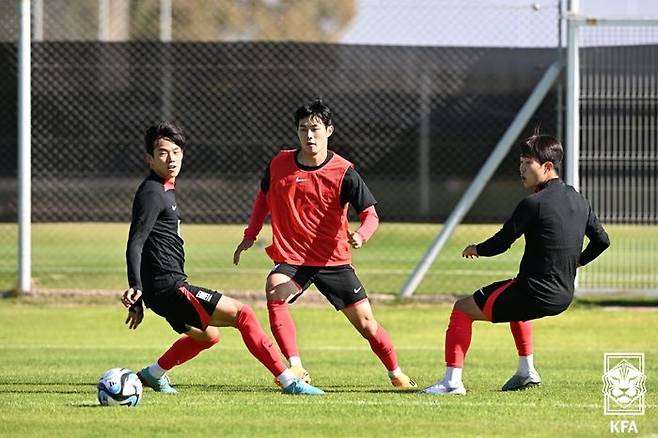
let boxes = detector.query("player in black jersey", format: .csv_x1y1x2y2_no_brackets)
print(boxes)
422,133,610,395
121,121,324,395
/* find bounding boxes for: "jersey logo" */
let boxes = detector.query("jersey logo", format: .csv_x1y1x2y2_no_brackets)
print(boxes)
172,204,177,211
295,177,306,183
353,286,362,294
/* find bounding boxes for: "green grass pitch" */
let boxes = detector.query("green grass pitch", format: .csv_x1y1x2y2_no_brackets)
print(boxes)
0,223,655,294
0,299,656,437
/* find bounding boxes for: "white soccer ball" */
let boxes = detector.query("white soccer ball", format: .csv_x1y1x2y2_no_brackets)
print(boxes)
97,368,143,407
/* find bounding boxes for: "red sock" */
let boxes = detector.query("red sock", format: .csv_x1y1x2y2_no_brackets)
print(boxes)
366,325,398,371
510,321,533,356
267,300,299,359
236,305,287,377
444,310,473,367
157,334,219,370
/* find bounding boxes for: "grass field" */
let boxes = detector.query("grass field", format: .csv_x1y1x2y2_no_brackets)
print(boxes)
0,298,656,437
0,223,656,295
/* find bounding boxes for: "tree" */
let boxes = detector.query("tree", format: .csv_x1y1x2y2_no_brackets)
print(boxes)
131,0,356,42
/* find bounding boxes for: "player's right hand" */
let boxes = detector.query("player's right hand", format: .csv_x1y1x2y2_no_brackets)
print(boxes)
121,287,142,308
233,237,255,265
462,244,479,259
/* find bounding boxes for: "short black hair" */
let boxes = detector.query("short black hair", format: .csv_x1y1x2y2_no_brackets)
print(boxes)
294,98,333,128
520,132,563,169
144,120,186,155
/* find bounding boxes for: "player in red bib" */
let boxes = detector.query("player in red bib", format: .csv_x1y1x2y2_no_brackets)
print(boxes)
234,99,416,389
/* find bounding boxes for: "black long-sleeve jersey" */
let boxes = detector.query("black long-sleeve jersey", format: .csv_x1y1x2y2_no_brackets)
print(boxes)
126,172,186,294
476,178,610,310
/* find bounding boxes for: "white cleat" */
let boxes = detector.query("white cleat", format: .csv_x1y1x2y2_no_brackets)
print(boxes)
421,380,466,395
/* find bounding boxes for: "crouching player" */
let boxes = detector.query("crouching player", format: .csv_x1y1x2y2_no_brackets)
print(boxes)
122,121,324,395
423,133,610,395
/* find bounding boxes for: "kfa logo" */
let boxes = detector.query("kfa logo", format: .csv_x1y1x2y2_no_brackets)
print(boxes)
602,353,646,434
609,421,638,433
602,353,646,415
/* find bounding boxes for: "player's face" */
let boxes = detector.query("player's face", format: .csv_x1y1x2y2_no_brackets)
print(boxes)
297,116,333,157
519,156,547,188
147,138,183,181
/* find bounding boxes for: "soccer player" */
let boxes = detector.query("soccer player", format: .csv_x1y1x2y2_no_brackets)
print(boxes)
121,120,324,396
233,99,416,389
422,133,610,395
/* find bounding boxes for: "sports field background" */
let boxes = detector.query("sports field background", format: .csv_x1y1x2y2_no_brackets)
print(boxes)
0,299,655,437
0,223,658,294
0,223,654,296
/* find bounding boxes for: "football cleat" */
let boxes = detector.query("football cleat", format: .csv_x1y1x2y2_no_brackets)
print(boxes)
390,373,418,389
274,365,311,387
501,371,541,391
282,378,325,395
421,380,466,395
137,367,178,394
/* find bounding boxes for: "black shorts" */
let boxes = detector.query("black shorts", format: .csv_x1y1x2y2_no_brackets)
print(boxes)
144,282,222,334
270,263,368,310
472,278,568,323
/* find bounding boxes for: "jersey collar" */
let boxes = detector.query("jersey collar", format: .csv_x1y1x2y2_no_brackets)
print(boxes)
149,171,176,191
295,150,334,171
534,177,561,192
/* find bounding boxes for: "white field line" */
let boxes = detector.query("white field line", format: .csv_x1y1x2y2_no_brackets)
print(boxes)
65,398,644,410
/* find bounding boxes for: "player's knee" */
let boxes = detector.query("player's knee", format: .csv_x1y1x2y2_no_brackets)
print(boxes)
202,334,220,347
240,304,255,318
189,326,221,346
203,326,221,345
265,278,296,301
356,317,378,338
453,297,469,313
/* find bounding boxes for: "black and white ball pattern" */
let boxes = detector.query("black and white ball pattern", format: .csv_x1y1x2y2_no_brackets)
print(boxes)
97,368,143,407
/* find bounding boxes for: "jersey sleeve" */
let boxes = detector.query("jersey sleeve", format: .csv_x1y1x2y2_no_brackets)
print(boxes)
578,203,610,266
340,167,377,213
260,163,271,194
477,196,538,257
355,205,379,242
244,189,270,240
126,188,163,291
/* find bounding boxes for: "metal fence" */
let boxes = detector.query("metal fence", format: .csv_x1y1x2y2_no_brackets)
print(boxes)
6,1,653,295
577,23,658,291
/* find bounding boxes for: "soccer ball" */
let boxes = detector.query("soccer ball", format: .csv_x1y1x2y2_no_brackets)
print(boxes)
97,368,143,407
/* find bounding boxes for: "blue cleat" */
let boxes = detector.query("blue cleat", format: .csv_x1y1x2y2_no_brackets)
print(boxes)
137,367,178,394
282,378,325,395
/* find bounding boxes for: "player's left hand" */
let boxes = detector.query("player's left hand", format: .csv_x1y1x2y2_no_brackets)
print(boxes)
121,287,142,308
348,230,364,249
125,304,144,330
462,244,479,258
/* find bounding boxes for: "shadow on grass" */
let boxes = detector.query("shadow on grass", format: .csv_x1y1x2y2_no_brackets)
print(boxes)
0,380,94,396
75,403,106,408
575,298,658,308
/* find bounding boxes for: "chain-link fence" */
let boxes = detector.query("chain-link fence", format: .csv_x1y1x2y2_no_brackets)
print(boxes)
11,0,639,296
577,24,658,292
